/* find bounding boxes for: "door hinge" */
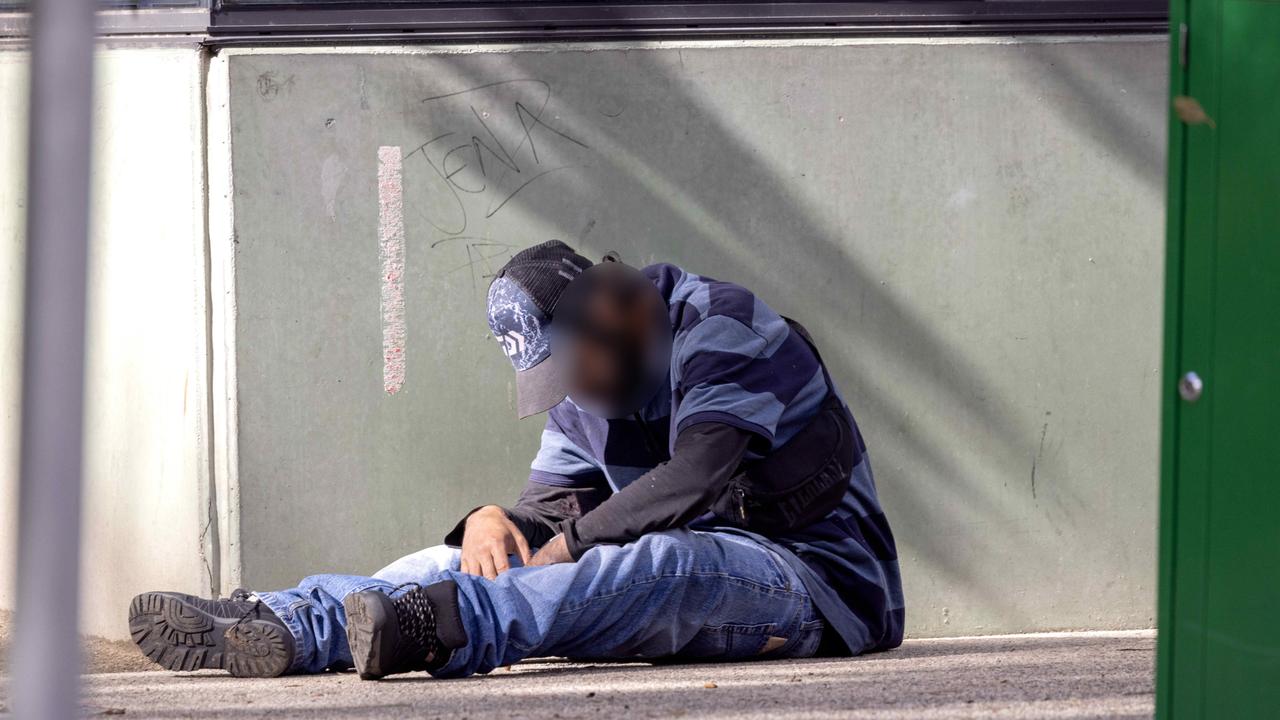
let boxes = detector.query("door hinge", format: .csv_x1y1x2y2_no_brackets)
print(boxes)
1179,22,1189,68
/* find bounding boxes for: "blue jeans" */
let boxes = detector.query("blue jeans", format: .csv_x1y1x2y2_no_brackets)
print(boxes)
255,529,826,677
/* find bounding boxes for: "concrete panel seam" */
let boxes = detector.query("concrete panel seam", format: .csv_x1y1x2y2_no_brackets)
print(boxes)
205,50,242,595
194,44,220,598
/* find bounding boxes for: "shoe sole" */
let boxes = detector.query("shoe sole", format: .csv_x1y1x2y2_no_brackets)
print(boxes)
128,592,292,677
343,591,399,680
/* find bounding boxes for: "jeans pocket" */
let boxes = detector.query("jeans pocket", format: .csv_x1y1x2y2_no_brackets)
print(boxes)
678,622,777,661
757,618,825,660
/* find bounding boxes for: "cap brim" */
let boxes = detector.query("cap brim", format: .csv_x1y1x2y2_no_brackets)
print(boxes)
514,354,567,419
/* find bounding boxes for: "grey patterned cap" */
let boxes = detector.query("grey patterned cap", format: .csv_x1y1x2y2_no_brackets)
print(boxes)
487,241,593,418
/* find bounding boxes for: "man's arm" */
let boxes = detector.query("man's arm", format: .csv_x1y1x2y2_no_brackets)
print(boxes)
445,409,608,544
555,422,752,559
442,477,610,548
443,410,613,577
502,479,612,548
442,478,611,578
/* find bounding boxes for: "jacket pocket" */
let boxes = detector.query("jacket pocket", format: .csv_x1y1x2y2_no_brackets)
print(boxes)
711,395,857,533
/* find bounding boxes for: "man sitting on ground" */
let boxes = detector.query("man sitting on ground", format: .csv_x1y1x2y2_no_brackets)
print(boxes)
129,241,904,679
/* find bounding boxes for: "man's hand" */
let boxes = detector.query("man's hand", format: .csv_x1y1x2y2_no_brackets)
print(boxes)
460,505,532,580
527,533,574,567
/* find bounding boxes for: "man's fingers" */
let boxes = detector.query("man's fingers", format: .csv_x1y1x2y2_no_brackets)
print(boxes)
491,547,511,575
478,553,498,580
508,522,533,564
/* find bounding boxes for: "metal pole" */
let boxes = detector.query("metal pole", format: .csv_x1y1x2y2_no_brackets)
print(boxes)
11,0,96,714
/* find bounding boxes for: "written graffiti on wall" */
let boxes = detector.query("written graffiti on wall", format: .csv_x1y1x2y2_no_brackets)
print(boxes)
377,79,594,394
410,79,594,289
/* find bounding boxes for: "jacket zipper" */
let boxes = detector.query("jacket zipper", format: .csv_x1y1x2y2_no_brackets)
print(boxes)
733,485,749,524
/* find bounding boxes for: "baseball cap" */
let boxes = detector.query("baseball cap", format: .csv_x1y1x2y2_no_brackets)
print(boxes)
487,240,594,418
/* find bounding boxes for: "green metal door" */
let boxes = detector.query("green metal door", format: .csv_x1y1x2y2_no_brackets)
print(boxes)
1158,0,1280,717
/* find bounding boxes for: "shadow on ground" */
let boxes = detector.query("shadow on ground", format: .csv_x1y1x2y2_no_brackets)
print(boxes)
0,631,1155,719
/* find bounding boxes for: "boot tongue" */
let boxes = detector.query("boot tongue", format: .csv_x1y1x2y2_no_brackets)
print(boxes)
421,580,469,653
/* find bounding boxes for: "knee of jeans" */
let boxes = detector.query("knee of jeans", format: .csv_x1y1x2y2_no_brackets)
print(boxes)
373,544,460,582
425,543,462,566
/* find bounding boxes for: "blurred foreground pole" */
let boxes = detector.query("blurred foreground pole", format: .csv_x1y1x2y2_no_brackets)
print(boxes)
12,0,95,714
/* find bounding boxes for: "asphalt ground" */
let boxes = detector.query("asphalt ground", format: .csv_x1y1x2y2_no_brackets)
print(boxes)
0,629,1155,719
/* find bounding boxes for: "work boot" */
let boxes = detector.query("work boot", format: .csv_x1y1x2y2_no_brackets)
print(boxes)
343,580,468,680
128,590,294,677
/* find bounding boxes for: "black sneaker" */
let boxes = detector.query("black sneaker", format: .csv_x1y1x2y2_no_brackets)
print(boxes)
128,590,295,677
343,580,468,680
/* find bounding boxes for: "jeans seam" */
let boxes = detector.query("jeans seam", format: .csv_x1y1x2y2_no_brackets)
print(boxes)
690,567,797,593
701,621,778,633
253,592,310,674
557,571,805,617
508,634,537,654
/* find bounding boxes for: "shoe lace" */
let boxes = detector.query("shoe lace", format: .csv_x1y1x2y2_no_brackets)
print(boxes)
227,588,263,634
389,582,439,664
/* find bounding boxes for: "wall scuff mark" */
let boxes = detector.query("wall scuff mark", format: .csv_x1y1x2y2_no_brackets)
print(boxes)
378,145,406,395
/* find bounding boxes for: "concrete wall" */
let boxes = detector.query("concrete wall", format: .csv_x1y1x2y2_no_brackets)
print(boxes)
1,35,1165,641
0,49,28,629
0,47,213,640
219,36,1167,637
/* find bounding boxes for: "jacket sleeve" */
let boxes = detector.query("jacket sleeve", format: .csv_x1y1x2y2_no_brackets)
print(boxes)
558,422,751,559
443,412,612,548
442,478,613,548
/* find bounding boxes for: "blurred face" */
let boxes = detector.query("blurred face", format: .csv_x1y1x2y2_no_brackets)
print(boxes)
553,263,671,418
